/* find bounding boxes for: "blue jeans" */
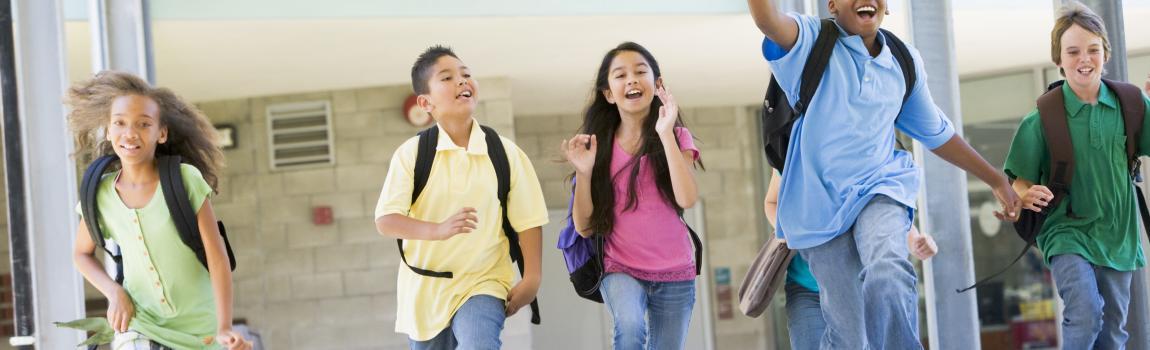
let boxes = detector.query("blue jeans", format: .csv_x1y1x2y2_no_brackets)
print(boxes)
409,295,506,350
1050,254,1133,350
785,281,826,350
600,273,695,350
799,195,920,350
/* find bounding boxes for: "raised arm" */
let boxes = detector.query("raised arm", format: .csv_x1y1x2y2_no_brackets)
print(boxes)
747,0,800,51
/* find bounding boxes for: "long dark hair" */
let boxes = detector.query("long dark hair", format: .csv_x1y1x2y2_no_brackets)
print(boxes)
66,71,225,191
576,42,703,237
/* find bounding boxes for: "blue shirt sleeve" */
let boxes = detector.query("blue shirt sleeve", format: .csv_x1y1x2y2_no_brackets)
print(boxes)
761,13,821,110
894,45,956,150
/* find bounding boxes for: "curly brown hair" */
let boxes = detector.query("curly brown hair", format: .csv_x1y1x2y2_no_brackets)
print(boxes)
66,71,224,191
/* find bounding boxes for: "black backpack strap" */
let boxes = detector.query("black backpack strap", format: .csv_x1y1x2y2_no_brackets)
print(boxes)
398,126,453,279
881,29,916,105
81,155,123,283
792,18,840,115
687,224,704,275
481,125,541,325
957,243,1034,293
881,29,917,150
411,126,439,204
158,156,237,271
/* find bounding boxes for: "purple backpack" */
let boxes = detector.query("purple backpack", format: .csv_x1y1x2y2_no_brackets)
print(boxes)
556,182,606,303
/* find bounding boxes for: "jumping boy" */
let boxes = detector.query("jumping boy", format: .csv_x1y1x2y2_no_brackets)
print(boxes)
747,0,1022,347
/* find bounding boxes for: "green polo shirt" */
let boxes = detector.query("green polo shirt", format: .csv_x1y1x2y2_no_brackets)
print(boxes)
80,164,220,349
1004,82,1150,272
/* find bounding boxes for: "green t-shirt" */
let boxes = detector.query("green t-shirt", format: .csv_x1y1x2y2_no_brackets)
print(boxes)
80,164,220,349
1003,82,1150,272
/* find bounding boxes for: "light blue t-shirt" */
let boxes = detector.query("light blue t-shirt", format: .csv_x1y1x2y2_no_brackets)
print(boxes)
763,14,956,249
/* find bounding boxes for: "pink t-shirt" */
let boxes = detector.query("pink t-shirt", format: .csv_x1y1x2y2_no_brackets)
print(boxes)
603,127,700,282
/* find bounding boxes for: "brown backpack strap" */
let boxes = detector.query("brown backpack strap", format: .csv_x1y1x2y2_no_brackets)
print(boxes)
1036,87,1076,215
1102,79,1147,170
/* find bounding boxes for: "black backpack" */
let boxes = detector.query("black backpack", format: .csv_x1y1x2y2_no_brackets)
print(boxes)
400,124,541,324
81,155,237,285
762,18,917,171
958,79,1150,293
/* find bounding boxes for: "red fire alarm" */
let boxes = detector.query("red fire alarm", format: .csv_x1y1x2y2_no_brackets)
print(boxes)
313,206,333,225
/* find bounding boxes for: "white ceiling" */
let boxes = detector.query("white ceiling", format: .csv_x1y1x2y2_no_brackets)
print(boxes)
61,6,1150,116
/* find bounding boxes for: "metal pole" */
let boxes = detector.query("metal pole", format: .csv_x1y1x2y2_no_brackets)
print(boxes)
0,1,33,348
906,0,982,349
90,0,154,83
4,0,86,348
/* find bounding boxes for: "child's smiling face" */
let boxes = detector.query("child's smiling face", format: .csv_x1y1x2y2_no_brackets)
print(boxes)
603,50,660,117
828,0,886,38
1058,24,1108,90
419,55,478,121
107,94,166,165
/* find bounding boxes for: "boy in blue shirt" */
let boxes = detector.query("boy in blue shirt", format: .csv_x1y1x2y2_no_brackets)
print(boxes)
747,0,1022,348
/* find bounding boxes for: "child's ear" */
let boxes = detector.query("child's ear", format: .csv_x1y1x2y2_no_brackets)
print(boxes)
656,77,664,90
159,125,168,144
417,94,435,114
602,89,616,105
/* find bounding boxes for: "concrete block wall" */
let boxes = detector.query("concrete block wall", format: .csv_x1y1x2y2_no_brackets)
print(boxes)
196,77,516,350
513,105,780,349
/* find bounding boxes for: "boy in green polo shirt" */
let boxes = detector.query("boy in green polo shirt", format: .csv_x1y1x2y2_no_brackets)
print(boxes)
1004,4,1150,348
374,46,548,349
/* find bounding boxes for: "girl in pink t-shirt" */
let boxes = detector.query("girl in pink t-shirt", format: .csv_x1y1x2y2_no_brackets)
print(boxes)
562,42,704,350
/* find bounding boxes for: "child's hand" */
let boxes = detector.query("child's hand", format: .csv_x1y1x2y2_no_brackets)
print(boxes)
991,182,1021,222
107,287,135,333
1021,184,1053,213
654,86,678,140
432,207,478,240
505,276,540,317
907,229,938,260
215,329,253,350
562,134,597,176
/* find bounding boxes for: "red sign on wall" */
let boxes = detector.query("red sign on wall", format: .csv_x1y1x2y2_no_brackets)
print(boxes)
313,206,333,225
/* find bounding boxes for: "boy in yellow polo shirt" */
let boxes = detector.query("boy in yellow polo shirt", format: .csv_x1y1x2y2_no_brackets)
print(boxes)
374,46,548,349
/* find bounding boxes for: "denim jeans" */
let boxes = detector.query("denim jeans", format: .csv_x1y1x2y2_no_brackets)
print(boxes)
799,195,920,350
409,295,506,350
1051,254,1133,350
600,273,695,350
785,281,826,350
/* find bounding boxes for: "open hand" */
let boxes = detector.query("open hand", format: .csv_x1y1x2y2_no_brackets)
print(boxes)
562,134,598,175
655,86,678,140
1021,185,1054,213
991,182,1022,222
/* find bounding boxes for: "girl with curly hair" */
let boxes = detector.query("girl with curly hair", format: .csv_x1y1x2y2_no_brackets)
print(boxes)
67,71,250,350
